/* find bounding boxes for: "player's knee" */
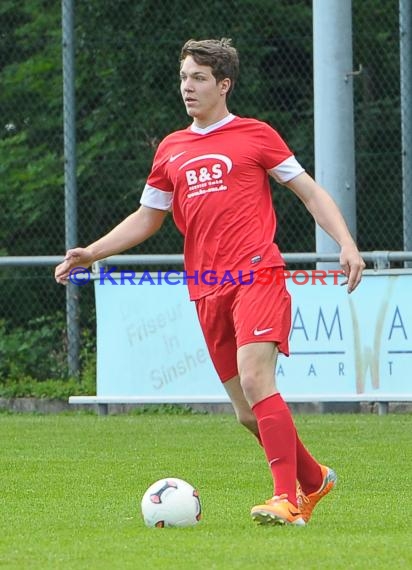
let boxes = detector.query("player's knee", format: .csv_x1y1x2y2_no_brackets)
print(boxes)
239,371,263,404
240,366,277,406
239,371,254,394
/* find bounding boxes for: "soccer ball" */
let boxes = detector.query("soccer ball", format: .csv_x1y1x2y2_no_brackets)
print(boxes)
141,477,202,528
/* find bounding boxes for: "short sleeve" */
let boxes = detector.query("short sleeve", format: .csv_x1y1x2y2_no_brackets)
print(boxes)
140,184,172,210
140,139,173,210
268,156,305,184
258,122,295,170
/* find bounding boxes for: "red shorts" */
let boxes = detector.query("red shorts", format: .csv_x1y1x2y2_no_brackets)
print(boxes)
195,267,291,382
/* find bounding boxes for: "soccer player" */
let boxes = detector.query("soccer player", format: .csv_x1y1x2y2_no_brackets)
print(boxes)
55,38,365,526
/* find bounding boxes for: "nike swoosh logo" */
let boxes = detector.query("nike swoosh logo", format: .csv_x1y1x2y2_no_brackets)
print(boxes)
169,151,186,163
253,327,273,336
269,457,280,466
288,509,301,517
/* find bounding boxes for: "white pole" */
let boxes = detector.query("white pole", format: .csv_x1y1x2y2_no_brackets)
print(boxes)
313,0,356,268
400,0,412,266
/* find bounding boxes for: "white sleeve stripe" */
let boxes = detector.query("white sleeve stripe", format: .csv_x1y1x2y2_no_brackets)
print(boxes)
268,155,305,183
140,184,173,211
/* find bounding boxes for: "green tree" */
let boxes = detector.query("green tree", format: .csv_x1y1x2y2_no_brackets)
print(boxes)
0,0,64,256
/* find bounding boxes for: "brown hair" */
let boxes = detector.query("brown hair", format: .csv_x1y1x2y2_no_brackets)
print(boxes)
180,38,239,97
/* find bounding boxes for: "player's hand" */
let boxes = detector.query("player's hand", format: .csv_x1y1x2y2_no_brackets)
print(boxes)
55,247,94,285
339,244,365,293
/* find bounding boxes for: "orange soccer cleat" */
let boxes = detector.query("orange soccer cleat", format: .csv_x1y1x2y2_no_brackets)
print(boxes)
297,465,337,523
251,494,305,526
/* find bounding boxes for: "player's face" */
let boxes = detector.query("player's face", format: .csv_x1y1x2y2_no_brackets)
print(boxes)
180,56,229,127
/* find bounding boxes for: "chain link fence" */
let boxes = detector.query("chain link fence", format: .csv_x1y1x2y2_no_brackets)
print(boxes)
0,0,406,382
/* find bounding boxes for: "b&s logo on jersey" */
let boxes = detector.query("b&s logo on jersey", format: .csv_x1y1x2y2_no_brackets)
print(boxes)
178,154,232,198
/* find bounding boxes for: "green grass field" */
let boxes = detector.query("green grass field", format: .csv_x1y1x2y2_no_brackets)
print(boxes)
1,410,411,569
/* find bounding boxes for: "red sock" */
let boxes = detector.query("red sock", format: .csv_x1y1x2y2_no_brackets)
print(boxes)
295,433,323,495
252,393,297,506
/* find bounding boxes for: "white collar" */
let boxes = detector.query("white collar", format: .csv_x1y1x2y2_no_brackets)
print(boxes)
190,114,236,135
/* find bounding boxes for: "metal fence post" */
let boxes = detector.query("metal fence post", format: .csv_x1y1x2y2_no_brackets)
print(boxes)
313,0,356,268
400,0,412,267
62,0,79,376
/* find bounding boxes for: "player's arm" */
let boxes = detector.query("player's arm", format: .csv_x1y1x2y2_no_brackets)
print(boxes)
284,172,365,293
55,205,167,284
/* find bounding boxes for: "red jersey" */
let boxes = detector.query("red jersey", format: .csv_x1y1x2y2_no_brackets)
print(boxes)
141,115,304,300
